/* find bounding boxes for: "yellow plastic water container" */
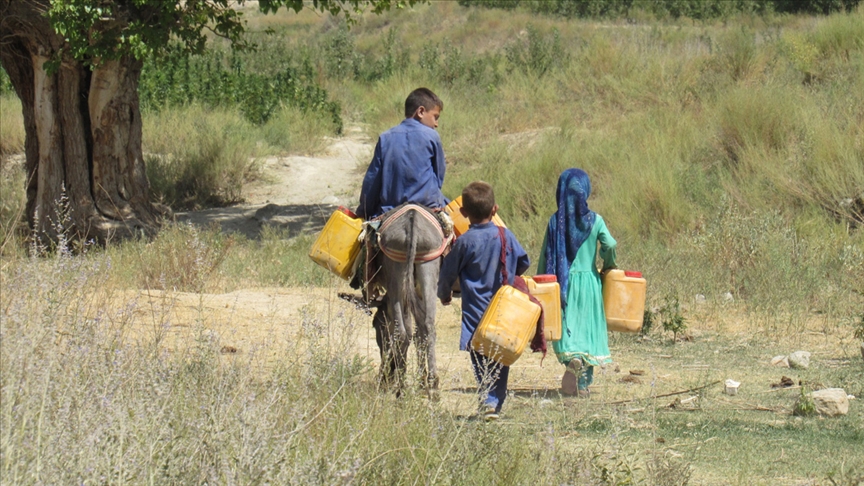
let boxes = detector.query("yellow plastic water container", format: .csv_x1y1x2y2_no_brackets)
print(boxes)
444,196,506,237
525,275,562,342
602,269,647,333
471,285,541,366
309,207,363,280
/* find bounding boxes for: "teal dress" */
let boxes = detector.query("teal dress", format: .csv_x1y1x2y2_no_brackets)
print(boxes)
539,214,617,366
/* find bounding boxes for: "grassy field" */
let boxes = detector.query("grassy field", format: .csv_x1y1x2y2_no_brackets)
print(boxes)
2,2,864,484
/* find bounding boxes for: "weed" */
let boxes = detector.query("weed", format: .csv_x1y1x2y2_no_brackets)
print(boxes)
853,313,864,341
641,308,655,336
658,296,688,343
826,462,864,486
794,386,817,416
647,455,693,486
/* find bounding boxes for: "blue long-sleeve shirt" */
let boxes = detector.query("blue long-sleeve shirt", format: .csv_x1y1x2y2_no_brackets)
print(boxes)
437,222,530,350
356,118,448,219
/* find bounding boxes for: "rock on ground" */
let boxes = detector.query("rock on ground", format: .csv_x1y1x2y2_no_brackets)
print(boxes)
788,351,811,369
809,388,850,417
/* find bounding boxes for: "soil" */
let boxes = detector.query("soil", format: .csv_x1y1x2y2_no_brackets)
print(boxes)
175,125,372,239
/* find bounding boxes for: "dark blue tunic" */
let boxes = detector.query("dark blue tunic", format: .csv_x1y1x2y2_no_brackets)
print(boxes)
356,118,448,219
437,222,530,350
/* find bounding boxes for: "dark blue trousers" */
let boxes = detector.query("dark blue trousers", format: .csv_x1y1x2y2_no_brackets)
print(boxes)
470,350,510,413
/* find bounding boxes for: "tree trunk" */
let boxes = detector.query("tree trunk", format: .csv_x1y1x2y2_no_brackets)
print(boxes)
0,1,168,245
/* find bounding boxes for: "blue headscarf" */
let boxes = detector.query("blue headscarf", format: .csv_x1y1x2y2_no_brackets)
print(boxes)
543,168,596,308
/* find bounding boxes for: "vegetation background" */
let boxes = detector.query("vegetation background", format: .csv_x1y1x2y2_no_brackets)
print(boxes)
1,0,863,483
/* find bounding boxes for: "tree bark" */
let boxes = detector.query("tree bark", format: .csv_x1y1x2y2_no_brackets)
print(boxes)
1,1,168,245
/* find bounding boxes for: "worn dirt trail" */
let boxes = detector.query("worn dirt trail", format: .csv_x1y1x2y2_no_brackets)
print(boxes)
175,125,372,240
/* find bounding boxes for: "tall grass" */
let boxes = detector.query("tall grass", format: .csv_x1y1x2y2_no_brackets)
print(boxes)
2,246,862,483
0,250,655,484
0,94,25,157
142,103,334,210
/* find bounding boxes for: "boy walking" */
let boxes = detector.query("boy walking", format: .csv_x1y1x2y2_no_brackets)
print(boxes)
438,181,530,421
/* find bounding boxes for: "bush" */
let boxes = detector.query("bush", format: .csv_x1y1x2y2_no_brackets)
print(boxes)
139,46,342,132
459,0,859,18
505,26,566,77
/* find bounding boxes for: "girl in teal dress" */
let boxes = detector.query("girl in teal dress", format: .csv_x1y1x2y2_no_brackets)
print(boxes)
538,169,617,397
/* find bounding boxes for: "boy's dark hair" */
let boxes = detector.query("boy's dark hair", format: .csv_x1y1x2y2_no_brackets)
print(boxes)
462,181,495,221
405,88,443,118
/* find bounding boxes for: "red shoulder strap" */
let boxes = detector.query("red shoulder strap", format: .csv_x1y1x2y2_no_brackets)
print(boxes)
498,225,508,285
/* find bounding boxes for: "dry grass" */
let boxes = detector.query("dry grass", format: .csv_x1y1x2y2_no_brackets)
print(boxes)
0,94,25,157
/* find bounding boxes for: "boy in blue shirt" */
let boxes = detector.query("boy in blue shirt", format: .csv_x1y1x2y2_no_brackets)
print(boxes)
438,181,530,421
356,87,448,219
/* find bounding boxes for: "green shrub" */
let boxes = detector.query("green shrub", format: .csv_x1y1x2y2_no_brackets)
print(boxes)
505,26,566,77
659,295,688,342
458,0,859,18
139,46,342,131
0,67,12,95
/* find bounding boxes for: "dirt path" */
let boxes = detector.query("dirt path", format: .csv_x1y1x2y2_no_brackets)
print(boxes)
176,125,373,239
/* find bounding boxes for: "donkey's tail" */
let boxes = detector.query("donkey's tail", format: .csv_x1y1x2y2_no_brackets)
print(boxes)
403,209,419,321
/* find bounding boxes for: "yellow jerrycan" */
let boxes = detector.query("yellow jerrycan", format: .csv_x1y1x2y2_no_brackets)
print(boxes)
602,270,647,333
471,285,541,366
444,196,506,237
309,206,363,280
525,275,562,341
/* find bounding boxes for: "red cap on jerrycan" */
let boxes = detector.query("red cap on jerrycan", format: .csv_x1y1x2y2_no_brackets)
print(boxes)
338,206,358,219
624,271,643,278
532,274,557,283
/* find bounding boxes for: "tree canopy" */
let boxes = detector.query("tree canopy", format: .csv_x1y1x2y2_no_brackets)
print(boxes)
0,0,417,245
46,0,417,67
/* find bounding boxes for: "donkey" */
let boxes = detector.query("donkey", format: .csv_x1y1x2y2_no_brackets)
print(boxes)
372,204,451,393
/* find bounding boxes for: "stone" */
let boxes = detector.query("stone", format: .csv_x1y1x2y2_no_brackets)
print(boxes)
321,195,339,205
771,355,790,367
695,294,706,304
788,351,811,369
721,292,734,303
809,388,849,417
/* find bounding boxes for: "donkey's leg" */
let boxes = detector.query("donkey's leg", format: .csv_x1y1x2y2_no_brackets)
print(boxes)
413,259,440,392
383,258,413,389
373,304,397,386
